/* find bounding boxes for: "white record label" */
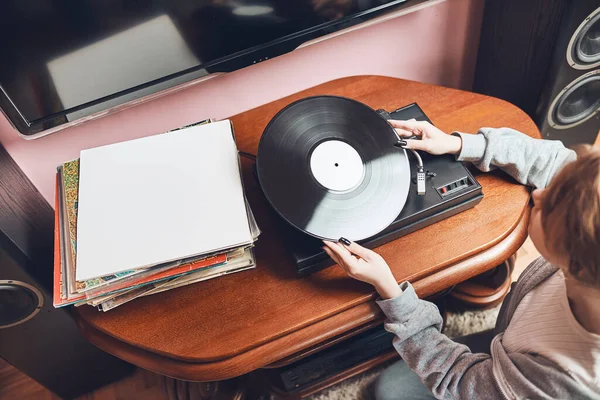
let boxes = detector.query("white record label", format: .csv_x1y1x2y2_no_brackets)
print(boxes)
309,140,364,192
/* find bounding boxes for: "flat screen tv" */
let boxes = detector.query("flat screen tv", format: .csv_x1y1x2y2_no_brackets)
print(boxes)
0,0,411,137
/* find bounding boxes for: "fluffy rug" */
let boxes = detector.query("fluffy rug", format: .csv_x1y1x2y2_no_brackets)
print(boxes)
306,304,501,400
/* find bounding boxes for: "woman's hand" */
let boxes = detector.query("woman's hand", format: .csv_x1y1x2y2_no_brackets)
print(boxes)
323,239,402,299
390,119,462,155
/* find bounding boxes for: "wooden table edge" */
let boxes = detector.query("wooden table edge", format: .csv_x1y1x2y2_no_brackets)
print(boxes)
75,207,530,382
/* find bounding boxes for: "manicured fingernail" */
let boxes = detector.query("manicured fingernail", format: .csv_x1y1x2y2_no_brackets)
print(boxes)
394,140,407,148
339,237,351,246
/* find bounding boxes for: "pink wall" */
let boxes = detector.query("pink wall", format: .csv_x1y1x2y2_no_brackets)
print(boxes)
0,0,484,205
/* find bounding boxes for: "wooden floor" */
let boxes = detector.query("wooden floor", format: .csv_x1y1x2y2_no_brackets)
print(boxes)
0,238,539,400
0,358,167,400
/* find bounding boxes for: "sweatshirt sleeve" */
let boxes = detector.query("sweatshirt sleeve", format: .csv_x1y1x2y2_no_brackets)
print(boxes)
377,282,505,399
452,128,576,189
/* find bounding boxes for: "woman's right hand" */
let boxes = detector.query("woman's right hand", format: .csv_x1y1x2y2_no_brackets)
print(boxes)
389,119,463,156
322,240,402,300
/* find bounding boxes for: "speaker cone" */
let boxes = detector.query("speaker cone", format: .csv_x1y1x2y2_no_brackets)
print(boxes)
0,280,43,329
568,7,600,69
548,70,600,129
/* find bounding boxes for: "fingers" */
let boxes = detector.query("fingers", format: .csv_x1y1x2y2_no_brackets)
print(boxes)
323,246,342,265
388,118,416,128
323,240,350,264
394,128,414,138
323,241,358,269
388,119,423,137
331,241,354,262
323,245,355,277
402,139,429,152
339,239,375,261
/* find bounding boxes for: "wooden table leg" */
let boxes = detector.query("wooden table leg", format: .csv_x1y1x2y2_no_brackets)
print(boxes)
162,377,248,400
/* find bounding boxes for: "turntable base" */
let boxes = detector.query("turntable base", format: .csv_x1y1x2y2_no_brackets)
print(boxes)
274,103,483,275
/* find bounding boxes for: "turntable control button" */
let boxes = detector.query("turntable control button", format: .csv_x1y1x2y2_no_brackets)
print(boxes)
441,187,448,194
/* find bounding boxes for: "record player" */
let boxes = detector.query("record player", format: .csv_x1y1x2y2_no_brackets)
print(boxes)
255,101,483,276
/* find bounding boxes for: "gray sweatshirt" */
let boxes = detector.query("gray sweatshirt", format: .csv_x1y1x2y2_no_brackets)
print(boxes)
377,128,600,399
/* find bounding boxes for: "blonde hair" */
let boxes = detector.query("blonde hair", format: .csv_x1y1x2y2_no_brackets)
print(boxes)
541,145,600,287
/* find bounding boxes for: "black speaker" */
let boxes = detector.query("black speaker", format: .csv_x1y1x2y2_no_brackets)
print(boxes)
0,248,135,399
473,0,569,118
536,1,600,146
0,145,133,400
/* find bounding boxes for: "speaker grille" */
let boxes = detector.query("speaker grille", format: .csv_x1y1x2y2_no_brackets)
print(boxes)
548,70,600,129
0,280,44,329
568,7,600,69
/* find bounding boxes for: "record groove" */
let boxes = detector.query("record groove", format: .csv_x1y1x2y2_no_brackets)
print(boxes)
257,96,410,241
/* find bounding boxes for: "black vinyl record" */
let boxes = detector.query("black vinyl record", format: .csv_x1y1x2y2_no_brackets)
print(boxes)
256,96,410,241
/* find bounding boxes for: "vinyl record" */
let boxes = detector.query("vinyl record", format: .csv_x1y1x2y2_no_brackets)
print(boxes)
256,96,410,241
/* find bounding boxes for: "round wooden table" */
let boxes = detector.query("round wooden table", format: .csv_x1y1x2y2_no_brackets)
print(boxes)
74,76,538,386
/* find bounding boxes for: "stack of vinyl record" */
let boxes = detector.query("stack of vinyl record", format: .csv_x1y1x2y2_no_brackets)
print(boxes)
53,119,259,311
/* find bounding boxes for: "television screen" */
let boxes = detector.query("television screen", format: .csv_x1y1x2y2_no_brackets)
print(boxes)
0,0,408,136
